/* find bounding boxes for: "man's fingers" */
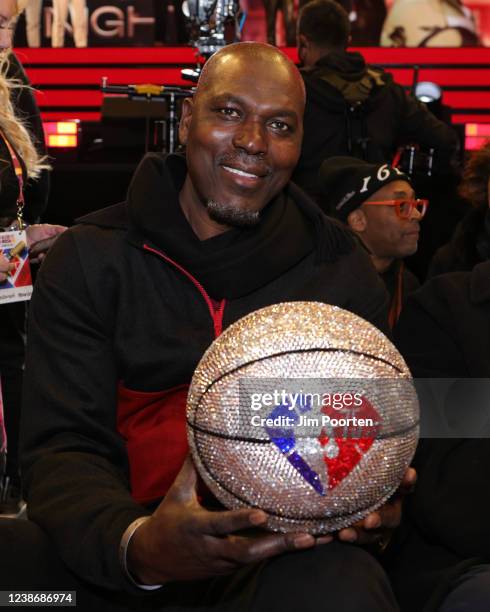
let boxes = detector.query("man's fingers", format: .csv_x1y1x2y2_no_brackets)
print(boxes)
0,262,14,282
399,467,417,493
223,531,316,565
337,527,358,543
338,499,402,544
243,531,316,560
345,469,416,536
164,456,199,503
361,498,402,531
315,534,334,546
337,524,382,545
47,224,66,235
198,508,268,536
29,237,58,256
360,512,382,530
376,497,402,529
27,224,66,244
0,255,13,271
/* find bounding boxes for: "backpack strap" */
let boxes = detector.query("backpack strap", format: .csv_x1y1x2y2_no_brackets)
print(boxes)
317,67,384,106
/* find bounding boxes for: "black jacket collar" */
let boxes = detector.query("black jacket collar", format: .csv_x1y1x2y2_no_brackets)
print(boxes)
78,153,355,299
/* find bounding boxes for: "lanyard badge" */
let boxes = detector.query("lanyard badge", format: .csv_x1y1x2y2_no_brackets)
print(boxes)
0,132,32,302
0,129,26,230
0,229,32,303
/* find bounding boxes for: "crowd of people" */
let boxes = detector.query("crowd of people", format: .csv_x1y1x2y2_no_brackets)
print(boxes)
0,0,489,610
12,0,483,48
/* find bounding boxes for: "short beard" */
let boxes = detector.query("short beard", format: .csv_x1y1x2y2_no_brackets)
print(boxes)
206,200,260,228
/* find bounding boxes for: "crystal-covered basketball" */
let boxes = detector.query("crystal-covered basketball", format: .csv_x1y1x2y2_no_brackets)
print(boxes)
187,302,419,534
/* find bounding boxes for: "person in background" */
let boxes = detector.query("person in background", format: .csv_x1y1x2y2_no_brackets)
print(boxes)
51,0,88,47
262,0,296,46
336,0,387,46
292,0,459,204
319,156,425,327
429,140,490,277
24,0,42,47
0,0,65,516
391,260,490,611
381,0,480,47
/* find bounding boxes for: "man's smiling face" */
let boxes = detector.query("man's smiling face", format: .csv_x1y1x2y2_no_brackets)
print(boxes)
179,44,305,229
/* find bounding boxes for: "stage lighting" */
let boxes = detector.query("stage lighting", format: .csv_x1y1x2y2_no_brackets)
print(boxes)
415,81,442,104
43,121,79,149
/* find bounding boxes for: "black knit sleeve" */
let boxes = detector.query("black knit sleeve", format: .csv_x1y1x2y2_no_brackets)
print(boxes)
21,228,148,591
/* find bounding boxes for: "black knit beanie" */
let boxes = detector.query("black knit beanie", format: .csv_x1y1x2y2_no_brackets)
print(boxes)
318,156,411,222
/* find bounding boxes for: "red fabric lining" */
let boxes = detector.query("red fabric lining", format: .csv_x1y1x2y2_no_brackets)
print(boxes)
117,383,189,504
117,247,226,503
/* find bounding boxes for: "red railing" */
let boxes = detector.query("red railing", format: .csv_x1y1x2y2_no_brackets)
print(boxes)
14,46,490,125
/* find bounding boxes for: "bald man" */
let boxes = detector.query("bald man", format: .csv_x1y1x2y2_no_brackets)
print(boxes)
8,43,405,610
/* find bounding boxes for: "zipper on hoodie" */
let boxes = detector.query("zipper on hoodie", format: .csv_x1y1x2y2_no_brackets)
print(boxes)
143,244,226,338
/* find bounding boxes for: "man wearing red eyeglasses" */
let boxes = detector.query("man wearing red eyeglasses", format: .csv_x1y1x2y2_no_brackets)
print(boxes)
319,156,427,327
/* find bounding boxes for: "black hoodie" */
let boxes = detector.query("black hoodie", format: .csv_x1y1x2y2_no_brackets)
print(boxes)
21,153,389,593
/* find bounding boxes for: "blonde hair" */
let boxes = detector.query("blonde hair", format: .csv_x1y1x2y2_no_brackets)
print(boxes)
0,0,49,178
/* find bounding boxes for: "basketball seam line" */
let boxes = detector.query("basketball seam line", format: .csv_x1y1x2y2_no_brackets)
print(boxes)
189,347,407,432
189,347,414,523
195,348,406,400
187,420,420,442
